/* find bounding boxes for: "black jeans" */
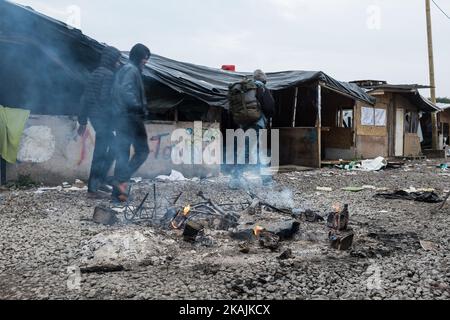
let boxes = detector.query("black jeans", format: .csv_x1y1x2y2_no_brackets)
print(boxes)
113,115,150,193
88,116,116,193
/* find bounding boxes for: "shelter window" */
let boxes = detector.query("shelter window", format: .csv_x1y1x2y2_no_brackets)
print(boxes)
361,107,386,127
336,109,354,128
405,111,419,134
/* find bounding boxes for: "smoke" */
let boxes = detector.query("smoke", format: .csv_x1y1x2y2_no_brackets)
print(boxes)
0,2,97,115
266,188,295,209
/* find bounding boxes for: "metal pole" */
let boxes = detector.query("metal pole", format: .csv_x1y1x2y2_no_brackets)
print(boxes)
426,0,439,149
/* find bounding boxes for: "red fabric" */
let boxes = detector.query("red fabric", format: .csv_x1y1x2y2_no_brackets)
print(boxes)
221,65,236,72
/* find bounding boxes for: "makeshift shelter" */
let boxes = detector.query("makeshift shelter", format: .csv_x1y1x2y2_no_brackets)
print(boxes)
0,1,376,171
345,81,440,159
436,103,450,152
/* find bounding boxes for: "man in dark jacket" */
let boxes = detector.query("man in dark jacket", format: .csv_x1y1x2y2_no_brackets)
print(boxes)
78,46,121,198
229,69,276,189
111,43,151,202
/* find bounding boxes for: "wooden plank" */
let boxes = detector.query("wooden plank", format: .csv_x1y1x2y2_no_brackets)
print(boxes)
355,102,388,137
404,133,422,157
279,128,320,168
322,128,354,149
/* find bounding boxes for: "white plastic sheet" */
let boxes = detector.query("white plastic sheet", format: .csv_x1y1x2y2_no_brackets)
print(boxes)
156,170,187,182
361,107,375,126
359,157,387,172
375,109,386,126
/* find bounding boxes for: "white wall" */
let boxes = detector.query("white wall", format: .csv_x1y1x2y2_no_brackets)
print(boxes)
6,115,220,185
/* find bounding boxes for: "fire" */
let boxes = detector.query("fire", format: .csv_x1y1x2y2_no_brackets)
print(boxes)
332,203,342,213
170,205,192,230
254,226,265,237
183,205,191,216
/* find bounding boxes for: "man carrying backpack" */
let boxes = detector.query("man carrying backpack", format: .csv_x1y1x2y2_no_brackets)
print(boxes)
228,69,275,189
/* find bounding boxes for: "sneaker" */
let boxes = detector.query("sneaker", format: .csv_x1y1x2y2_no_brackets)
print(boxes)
98,184,113,193
118,183,129,194
111,182,129,203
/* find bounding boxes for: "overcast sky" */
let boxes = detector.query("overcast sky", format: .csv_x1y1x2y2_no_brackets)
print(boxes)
15,0,450,97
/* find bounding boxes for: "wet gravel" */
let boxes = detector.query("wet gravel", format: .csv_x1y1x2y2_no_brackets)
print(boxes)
0,160,449,300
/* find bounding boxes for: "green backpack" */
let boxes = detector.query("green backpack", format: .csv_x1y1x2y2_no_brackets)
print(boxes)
228,77,262,126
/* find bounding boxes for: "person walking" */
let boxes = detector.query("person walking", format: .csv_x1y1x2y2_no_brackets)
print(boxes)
78,46,121,198
111,44,151,202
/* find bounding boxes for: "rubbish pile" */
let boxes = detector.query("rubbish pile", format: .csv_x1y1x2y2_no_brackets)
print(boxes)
374,190,442,203
334,157,388,172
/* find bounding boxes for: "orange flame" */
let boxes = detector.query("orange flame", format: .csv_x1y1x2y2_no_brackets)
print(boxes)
183,205,191,216
254,226,265,237
332,203,341,213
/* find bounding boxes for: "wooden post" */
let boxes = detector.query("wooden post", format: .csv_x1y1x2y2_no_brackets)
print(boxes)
1,158,7,185
317,84,322,168
425,0,439,149
292,87,299,128
174,107,179,123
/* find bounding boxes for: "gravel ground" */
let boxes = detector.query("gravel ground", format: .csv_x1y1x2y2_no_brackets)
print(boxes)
0,160,449,300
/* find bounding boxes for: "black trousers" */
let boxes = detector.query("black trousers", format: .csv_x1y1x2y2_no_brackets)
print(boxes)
114,115,150,192
88,116,116,193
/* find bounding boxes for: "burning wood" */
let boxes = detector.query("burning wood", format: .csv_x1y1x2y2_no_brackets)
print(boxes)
251,226,281,251
253,226,265,237
327,204,353,250
330,231,354,251
327,204,349,231
171,205,192,230
258,230,280,251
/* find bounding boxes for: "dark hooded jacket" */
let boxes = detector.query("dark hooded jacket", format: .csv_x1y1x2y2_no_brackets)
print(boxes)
79,46,121,125
111,63,147,116
111,44,150,117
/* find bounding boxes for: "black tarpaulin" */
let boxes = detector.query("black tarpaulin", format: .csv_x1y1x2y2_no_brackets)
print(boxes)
143,55,376,109
1,0,376,115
